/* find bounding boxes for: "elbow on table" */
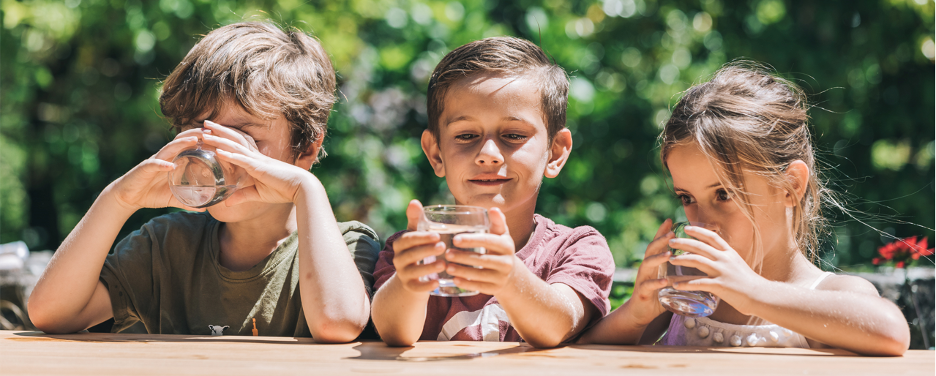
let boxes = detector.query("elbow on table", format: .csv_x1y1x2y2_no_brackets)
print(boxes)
310,319,366,344
523,332,566,349
27,300,67,334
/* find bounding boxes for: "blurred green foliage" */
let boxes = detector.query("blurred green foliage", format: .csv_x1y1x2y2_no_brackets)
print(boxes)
1,0,933,271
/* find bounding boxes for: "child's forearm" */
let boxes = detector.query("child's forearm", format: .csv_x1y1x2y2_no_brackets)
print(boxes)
371,275,431,346
732,279,909,356
294,177,370,343
578,301,655,345
494,264,593,348
28,185,133,332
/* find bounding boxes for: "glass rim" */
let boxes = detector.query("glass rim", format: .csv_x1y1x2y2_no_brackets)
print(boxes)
422,205,489,215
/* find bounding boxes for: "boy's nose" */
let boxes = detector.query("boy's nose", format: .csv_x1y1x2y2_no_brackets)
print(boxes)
475,139,504,166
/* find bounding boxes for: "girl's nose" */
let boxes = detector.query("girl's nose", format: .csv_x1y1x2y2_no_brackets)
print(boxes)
475,139,504,166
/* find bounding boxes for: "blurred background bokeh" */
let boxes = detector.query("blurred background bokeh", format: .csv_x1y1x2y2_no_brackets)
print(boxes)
1,1,933,270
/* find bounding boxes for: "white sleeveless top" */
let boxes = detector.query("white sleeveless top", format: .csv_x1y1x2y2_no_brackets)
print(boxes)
659,272,833,348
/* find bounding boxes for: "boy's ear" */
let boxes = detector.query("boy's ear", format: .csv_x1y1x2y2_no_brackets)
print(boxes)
294,137,324,170
421,130,445,177
544,129,573,178
783,160,809,207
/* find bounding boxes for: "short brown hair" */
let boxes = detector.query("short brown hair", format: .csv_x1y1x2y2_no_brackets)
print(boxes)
159,21,336,161
426,37,568,141
661,61,831,267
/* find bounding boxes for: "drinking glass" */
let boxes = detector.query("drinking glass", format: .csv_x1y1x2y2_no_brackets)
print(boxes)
167,139,244,208
658,221,720,317
417,205,491,297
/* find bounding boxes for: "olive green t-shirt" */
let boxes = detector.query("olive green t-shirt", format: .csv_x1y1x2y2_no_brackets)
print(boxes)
99,211,380,337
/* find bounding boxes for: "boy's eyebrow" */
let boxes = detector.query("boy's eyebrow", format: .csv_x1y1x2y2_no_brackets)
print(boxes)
445,115,536,126
445,115,473,125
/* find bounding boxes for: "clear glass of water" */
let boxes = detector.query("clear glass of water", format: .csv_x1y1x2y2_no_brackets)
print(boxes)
417,205,490,297
167,139,242,208
658,221,720,317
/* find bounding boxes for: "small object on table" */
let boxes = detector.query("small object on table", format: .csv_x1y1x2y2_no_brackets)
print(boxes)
252,318,258,336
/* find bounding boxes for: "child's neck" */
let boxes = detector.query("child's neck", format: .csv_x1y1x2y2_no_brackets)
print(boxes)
501,202,538,252
217,204,298,271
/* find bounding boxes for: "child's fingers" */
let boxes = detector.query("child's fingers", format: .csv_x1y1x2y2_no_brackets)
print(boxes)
405,200,424,231
683,225,733,253
644,231,676,258
487,207,509,236
393,242,445,267
398,259,446,282
213,148,262,174
668,254,719,277
153,136,200,161
444,249,509,271
450,278,497,293
653,219,673,241
203,121,259,150
393,231,441,255
203,134,257,158
445,262,501,282
452,233,512,256
672,278,718,293
668,238,722,261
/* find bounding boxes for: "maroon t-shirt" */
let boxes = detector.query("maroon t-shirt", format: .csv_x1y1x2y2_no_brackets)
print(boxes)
373,214,615,342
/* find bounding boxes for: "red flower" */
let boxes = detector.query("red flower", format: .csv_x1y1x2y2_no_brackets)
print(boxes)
877,236,934,265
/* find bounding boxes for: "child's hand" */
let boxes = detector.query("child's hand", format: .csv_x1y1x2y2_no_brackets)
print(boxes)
110,128,206,212
200,121,308,205
667,225,764,314
391,200,447,293
624,219,676,326
444,207,517,296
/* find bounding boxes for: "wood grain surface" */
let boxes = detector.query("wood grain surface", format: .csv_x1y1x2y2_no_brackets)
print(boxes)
1,331,931,375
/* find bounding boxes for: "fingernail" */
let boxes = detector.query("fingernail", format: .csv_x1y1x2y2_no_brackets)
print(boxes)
684,225,694,230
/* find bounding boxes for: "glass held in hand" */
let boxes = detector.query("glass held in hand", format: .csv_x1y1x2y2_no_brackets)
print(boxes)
167,138,246,208
658,221,720,317
417,205,490,297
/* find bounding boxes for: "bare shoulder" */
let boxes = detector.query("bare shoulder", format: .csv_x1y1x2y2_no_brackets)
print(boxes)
814,273,881,297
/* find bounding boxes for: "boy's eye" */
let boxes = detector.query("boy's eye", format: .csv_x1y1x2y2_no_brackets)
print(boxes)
716,189,733,201
677,194,694,206
503,134,527,141
455,134,478,141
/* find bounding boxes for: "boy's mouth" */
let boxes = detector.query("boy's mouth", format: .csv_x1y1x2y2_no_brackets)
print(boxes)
469,175,512,186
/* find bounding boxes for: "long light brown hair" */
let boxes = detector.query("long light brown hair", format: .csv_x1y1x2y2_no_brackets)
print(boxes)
661,62,831,268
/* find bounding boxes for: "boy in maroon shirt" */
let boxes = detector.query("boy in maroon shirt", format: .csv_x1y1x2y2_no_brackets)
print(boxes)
371,37,615,348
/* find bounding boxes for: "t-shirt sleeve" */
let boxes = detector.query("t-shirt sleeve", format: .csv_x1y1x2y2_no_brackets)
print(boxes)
340,221,382,298
372,231,407,292
544,228,616,318
99,224,159,333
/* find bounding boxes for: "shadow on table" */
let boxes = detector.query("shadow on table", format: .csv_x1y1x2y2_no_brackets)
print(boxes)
566,344,859,357
9,331,317,345
345,342,547,362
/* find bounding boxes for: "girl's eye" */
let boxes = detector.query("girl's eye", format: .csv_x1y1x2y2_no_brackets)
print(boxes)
716,189,733,201
677,194,694,206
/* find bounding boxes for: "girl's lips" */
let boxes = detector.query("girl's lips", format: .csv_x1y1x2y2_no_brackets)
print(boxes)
469,178,511,186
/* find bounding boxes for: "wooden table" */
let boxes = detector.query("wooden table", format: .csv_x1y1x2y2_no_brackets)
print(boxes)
1,331,931,375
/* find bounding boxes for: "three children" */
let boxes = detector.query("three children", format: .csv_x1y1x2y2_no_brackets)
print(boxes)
29,20,911,356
